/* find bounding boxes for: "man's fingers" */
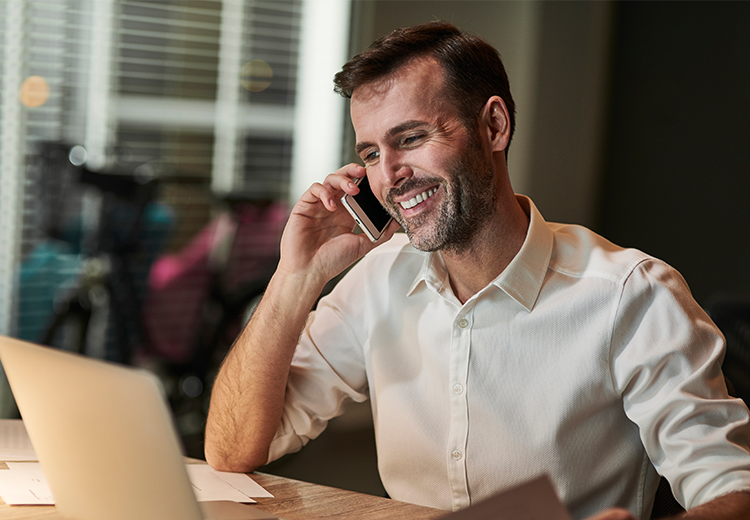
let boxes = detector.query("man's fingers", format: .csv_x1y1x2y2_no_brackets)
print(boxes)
323,165,366,195
304,182,347,213
301,164,367,212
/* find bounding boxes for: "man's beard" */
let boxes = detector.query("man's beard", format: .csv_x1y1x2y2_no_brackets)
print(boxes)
384,142,497,254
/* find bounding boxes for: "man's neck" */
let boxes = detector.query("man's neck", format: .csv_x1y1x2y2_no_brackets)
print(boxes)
441,194,529,304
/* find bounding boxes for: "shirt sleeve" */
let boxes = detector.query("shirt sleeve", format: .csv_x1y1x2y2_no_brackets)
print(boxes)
266,265,371,463
611,258,750,509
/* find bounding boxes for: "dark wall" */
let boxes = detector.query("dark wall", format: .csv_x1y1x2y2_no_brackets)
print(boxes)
598,1,750,305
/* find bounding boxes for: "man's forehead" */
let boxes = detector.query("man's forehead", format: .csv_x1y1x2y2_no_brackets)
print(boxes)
350,57,444,106
350,58,451,132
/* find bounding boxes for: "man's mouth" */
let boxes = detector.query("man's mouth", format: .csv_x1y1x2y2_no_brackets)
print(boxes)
399,187,438,209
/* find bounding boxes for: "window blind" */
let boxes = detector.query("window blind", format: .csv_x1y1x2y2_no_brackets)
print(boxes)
0,0,304,339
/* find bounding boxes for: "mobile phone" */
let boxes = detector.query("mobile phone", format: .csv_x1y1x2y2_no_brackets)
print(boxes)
341,175,393,242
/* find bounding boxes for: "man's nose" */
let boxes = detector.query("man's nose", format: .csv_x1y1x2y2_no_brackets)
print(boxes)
380,149,412,188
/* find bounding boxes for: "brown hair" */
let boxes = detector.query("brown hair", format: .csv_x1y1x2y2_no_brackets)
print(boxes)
334,21,516,152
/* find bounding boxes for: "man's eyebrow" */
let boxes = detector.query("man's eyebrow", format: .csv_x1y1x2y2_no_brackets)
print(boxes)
386,120,427,139
355,120,428,155
355,140,374,155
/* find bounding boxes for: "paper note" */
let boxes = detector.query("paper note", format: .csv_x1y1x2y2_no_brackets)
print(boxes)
0,463,53,505
439,474,572,520
0,419,37,461
210,467,274,498
0,462,274,506
186,464,274,502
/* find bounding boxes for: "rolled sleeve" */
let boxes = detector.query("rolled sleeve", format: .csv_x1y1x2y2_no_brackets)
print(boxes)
267,279,370,463
612,259,750,508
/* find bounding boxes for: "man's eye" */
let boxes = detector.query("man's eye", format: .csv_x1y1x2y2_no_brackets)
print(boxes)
364,150,380,163
402,134,424,146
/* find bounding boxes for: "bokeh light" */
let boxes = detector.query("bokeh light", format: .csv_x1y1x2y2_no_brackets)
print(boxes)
19,75,50,107
240,60,272,92
68,145,88,166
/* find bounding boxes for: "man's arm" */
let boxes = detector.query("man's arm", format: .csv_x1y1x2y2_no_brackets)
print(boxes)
204,164,397,472
677,491,750,520
203,270,323,472
586,491,750,520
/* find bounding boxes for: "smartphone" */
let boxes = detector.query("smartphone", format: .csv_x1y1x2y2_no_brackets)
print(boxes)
341,175,393,242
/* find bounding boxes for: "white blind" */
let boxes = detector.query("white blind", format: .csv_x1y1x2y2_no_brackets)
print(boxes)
116,0,301,212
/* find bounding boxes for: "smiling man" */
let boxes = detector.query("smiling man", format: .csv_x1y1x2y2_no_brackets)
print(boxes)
351,58,503,258
205,22,750,520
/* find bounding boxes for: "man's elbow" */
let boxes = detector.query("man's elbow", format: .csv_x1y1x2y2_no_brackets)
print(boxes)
204,443,268,473
205,456,261,474
203,404,280,473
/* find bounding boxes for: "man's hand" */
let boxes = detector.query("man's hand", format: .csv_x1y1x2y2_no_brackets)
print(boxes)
584,491,750,520
277,163,399,292
585,509,637,520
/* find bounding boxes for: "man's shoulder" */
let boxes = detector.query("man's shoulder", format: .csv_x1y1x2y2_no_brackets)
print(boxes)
547,222,657,285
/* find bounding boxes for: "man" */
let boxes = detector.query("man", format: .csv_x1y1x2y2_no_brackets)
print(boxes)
205,22,750,520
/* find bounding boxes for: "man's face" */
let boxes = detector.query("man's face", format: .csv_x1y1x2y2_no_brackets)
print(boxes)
350,58,497,253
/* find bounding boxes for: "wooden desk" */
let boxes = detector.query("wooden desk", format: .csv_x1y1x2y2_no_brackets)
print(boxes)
251,472,445,519
0,467,446,520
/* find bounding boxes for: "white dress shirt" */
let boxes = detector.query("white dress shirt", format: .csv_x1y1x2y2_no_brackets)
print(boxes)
267,195,750,519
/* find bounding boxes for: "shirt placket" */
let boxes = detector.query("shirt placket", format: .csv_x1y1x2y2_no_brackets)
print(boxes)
447,304,473,509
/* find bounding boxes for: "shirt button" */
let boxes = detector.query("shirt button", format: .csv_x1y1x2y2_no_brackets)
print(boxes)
453,383,464,395
451,449,463,461
457,318,469,328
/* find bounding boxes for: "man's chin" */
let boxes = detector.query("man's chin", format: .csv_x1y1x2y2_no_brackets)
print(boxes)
403,226,444,253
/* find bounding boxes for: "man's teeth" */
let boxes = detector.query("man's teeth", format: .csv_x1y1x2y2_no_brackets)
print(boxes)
400,188,437,209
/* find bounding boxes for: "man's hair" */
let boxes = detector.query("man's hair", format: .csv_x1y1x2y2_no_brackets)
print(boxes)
333,21,516,152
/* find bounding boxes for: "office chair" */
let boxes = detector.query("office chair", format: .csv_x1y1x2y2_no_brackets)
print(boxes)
706,294,750,406
649,476,684,519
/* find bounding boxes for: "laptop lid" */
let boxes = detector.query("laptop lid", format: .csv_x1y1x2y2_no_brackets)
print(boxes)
0,335,276,520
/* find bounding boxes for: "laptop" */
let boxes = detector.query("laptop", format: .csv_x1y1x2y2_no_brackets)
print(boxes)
0,335,281,520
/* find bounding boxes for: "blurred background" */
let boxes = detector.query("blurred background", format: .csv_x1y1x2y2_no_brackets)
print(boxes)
1,0,749,498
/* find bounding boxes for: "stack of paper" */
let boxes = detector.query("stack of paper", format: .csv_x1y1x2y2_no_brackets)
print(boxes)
0,419,273,506
0,461,274,506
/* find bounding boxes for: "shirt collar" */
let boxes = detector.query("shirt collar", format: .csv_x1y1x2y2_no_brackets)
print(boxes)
407,246,451,298
407,195,553,311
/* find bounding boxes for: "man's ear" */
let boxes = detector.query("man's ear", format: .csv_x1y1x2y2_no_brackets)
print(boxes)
480,96,511,153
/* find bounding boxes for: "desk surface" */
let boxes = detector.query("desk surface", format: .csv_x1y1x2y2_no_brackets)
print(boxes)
0,469,446,520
